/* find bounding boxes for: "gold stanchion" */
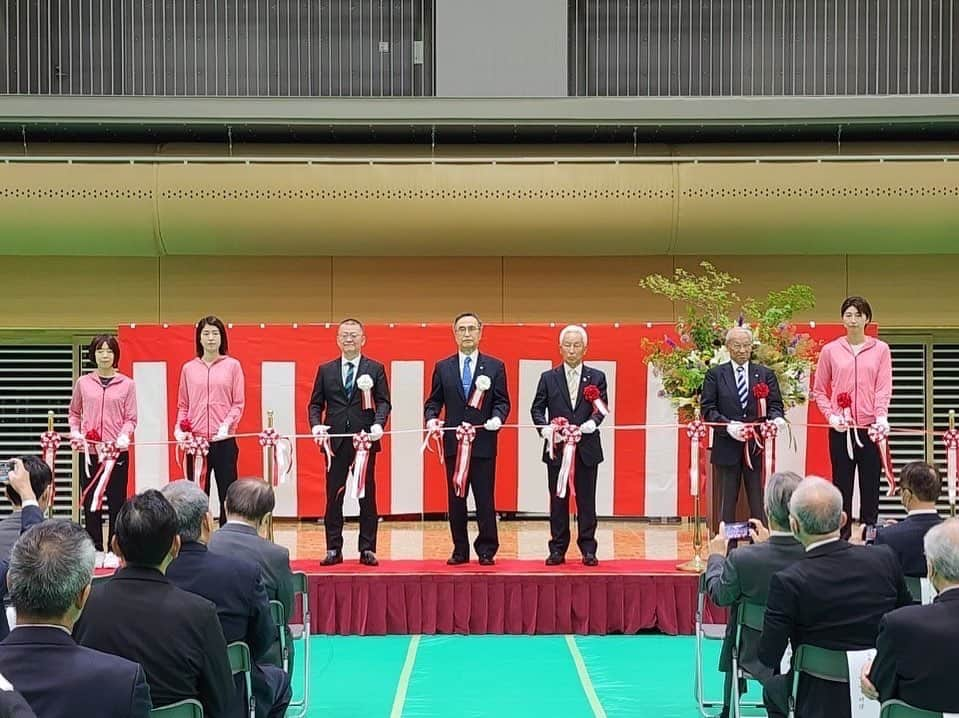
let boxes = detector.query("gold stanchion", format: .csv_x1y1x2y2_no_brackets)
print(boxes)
264,410,275,541
678,408,706,573
951,410,957,518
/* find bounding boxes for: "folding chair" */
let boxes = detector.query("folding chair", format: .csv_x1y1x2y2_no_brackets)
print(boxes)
228,641,254,718
788,645,849,718
904,576,923,603
286,571,311,718
269,599,287,670
149,698,204,717
728,601,767,718
880,699,944,718
694,572,727,717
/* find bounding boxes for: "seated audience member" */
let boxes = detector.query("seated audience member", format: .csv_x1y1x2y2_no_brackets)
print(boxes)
0,457,53,561
0,521,151,717
209,479,294,668
861,518,959,713
73,491,234,718
162,480,291,718
873,461,942,577
705,471,806,718
758,477,912,718
0,673,35,718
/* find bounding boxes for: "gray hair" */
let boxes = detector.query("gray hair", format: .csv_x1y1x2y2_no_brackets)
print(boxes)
559,325,588,346
764,471,803,529
789,476,843,535
160,480,210,542
9,520,96,619
924,518,959,583
725,327,754,344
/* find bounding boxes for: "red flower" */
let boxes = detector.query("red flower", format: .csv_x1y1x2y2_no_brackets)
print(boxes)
583,385,601,403
752,382,770,399
84,429,101,442
836,392,852,409
179,419,193,433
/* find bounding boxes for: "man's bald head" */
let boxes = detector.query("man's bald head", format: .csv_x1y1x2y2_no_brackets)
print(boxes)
789,476,846,545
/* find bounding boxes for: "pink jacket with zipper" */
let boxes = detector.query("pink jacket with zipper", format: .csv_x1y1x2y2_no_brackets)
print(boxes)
812,336,892,426
68,372,138,446
175,356,245,439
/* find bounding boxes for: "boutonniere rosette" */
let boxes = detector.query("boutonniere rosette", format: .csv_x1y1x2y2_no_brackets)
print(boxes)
356,374,375,409
468,375,491,409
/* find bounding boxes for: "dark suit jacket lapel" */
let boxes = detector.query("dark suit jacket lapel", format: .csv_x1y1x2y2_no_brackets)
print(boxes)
574,365,591,411
451,355,467,401
553,366,574,413
722,362,737,402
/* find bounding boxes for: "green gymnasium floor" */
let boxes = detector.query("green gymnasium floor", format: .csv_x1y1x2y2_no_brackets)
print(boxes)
289,634,766,717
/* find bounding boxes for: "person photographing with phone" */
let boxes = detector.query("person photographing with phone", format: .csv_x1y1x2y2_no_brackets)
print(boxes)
0,457,53,561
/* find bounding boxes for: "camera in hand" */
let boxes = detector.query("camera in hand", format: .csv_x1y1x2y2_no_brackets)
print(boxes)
724,521,752,541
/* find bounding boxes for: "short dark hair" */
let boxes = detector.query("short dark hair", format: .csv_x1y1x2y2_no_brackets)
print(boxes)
114,490,178,568
840,296,872,322
224,479,276,522
87,334,120,368
5,455,53,507
453,312,482,327
195,315,229,357
338,318,364,331
900,461,941,503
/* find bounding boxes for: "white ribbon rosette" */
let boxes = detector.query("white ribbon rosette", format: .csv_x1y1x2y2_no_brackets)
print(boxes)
468,374,491,409
356,373,375,409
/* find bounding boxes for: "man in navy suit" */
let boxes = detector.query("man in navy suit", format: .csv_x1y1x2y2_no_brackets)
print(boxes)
162,481,290,718
873,461,942,577
424,312,511,565
308,318,392,566
701,327,786,524
0,521,151,718
530,325,608,566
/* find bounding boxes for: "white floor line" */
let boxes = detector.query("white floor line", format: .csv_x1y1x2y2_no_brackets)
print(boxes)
390,634,421,718
565,635,608,718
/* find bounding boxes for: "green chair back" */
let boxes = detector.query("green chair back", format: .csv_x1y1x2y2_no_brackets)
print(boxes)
904,576,923,603
880,699,944,718
150,698,203,717
794,644,849,683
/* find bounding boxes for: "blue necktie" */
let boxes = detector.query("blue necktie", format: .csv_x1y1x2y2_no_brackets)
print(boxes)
344,361,355,398
736,365,748,410
462,356,473,396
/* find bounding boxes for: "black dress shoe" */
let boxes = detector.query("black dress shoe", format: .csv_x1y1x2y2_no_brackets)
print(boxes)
545,553,565,566
582,553,599,567
446,554,469,566
320,551,343,566
359,551,379,566
478,555,495,566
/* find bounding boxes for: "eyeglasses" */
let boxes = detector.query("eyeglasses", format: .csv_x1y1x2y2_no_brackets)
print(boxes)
455,325,481,334
727,342,752,350
337,332,362,340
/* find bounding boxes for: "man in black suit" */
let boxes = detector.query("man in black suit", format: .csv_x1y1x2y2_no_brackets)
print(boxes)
862,518,959,713
162,481,290,718
424,312,511,566
873,460,942,577
308,318,391,567
0,521,151,718
701,327,786,524
758,477,912,718
0,456,53,561
209,479,294,669
530,325,608,566
705,471,806,718
73,490,235,718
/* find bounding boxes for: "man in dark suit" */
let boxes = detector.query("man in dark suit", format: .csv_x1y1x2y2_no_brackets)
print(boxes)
0,521,151,718
873,461,942,577
759,477,912,718
701,327,786,524
862,518,959,713
0,457,52,561
530,325,608,566
705,471,806,718
162,480,290,718
424,312,511,566
73,490,235,718
308,318,391,567
209,479,293,669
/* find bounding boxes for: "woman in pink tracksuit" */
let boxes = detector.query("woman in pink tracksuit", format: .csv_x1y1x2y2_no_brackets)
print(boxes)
175,315,245,525
69,334,137,556
812,296,892,540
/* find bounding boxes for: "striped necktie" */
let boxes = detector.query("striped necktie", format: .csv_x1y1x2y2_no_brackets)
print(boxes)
735,365,748,410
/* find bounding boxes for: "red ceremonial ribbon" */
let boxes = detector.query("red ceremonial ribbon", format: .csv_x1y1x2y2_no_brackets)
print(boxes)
943,428,959,507
741,423,758,470
451,423,476,498
867,423,897,495
40,431,61,502
467,386,487,409
420,420,445,465
583,385,609,417
752,382,770,418
685,420,708,496
185,435,211,491
313,426,335,471
547,417,570,461
835,392,864,458
556,424,582,500
79,441,120,512
758,421,778,484
348,432,373,499
258,427,293,486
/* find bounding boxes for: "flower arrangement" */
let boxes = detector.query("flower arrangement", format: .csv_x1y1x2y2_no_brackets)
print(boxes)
640,262,820,419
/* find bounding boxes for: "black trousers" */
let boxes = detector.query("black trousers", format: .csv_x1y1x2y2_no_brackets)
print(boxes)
80,452,129,552
187,438,239,527
446,456,498,559
546,458,599,556
713,458,765,525
828,427,882,538
325,443,378,554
